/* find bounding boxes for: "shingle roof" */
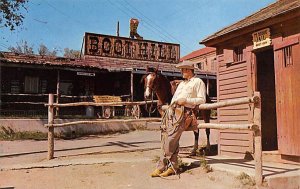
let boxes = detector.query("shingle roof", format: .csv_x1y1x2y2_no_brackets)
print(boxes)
180,47,215,61
201,0,300,44
0,51,216,77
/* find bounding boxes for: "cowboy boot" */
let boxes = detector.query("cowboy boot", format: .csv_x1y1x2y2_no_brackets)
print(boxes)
159,168,175,177
150,169,162,177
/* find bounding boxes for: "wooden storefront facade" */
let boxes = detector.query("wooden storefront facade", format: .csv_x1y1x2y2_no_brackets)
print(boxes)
201,0,300,160
0,33,216,118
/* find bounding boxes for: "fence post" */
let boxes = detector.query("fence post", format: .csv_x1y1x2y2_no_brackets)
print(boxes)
253,92,262,186
48,94,55,160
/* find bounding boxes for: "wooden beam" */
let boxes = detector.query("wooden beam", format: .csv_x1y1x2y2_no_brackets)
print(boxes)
198,96,259,110
45,100,158,107
197,123,258,131
44,118,161,128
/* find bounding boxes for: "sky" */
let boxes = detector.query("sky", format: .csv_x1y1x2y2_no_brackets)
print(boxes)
0,0,275,57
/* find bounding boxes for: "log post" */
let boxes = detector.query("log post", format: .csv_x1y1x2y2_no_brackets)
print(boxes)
131,71,134,102
55,70,60,117
48,94,55,160
206,78,210,96
253,91,262,186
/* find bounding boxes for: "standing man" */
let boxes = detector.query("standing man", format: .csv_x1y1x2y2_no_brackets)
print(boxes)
151,60,206,177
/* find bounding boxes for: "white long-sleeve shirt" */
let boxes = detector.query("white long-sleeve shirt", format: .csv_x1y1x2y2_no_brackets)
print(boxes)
171,77,206,108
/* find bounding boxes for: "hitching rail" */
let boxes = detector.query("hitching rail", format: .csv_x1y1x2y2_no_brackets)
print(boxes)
45,94,159,160
45,92,262,186
196,91,262,186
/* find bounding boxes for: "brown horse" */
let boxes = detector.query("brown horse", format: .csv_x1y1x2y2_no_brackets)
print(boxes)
142,67,211,155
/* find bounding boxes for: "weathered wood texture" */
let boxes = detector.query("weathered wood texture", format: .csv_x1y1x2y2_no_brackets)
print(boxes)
218,53,253,157
47,94,54,160
274,35,300,156
253,92,262,186
45,100,158,107
45,118,161,128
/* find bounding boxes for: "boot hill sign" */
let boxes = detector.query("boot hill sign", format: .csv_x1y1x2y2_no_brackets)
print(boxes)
84,32,180,63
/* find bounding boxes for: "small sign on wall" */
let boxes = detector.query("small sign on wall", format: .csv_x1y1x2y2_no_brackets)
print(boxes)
252,28,271,50
77,72,95,77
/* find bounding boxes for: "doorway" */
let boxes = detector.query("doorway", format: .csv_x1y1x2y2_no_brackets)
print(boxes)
256,49,278,151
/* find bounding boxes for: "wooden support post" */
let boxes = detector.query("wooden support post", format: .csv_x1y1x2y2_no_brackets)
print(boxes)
48,94,55,160
131,71,134,102
253,92,262,186
56,70,60,117
206,78,210,96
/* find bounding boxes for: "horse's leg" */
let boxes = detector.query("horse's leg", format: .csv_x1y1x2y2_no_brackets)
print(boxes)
204,110,211,152
190,129,199,156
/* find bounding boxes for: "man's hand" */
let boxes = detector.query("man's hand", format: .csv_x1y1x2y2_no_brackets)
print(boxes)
176,98,187,106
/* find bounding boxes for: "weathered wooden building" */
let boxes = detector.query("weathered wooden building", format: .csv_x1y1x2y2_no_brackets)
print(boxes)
201,0,300,161
0,33,216,118
181,47,217,99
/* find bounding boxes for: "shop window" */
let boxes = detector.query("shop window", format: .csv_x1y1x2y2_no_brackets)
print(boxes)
283,46,293,67
11,80,20,93
211,58,217,71
24,76,39,93
60,81,73,95
234,46,244,62
197,62,204,70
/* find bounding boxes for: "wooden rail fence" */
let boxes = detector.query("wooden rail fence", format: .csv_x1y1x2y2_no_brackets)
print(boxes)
45,94,160,159
196,91,262,186
45,92,262,186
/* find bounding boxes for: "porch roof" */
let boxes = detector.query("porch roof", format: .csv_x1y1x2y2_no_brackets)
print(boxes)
201,0,300,45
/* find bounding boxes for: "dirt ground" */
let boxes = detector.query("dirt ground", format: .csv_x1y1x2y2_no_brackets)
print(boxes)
0,147,259,189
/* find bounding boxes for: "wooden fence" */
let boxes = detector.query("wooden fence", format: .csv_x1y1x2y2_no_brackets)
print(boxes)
45,92,262,186
45,94,160,159
196,91,262,186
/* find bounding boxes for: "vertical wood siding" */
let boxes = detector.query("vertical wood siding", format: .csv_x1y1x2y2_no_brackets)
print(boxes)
274,35,300,156
217,50,253,157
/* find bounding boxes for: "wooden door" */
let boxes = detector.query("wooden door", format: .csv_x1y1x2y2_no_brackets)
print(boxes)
274,36,300,156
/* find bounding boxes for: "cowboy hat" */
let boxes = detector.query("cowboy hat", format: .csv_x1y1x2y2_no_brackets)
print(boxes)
175,60,197,69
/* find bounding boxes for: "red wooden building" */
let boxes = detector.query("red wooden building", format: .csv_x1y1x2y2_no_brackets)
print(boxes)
201,0,300,161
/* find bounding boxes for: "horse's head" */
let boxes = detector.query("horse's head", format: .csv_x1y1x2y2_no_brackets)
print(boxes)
142,66,159,100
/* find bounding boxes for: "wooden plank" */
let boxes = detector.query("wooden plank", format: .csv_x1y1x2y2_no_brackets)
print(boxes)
219,109,248,116
219,68,247,81
197,123,255,131
219,77,247,86
219,66,246,75
219,91,248,100
219,61,247,72
220,145,251,153
197,96,256,110
45,118,162,127
219,81,247,91
218,115,249,122
48,100,158,107
220,139,251,146
219,87,248,96
219,104,249,110
220,150,251,158
220,131,251,137
219,120,249,124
